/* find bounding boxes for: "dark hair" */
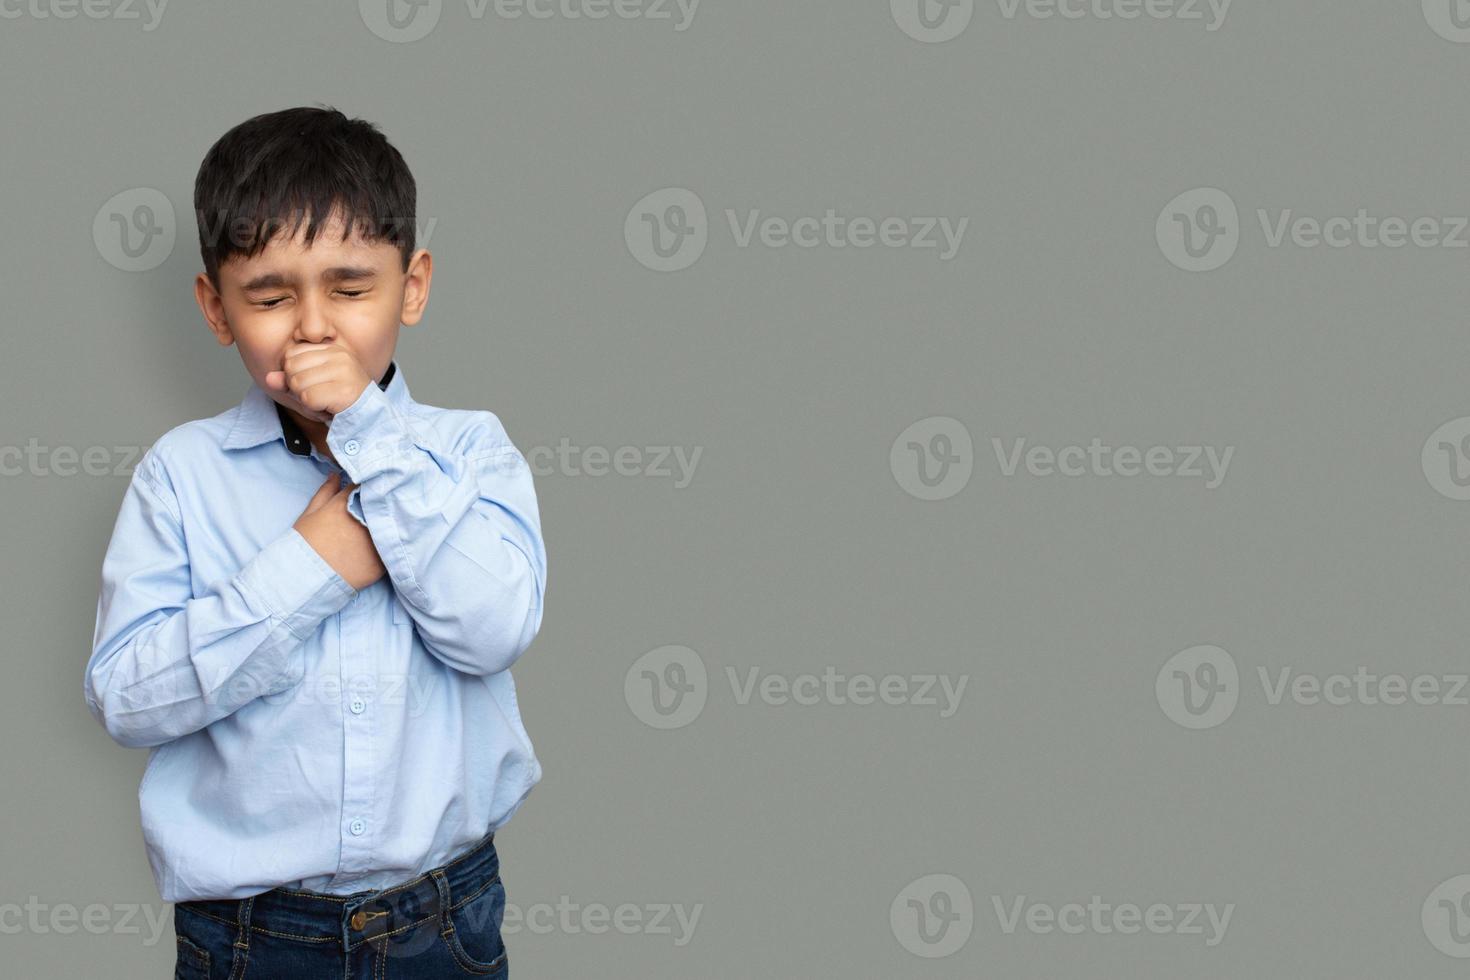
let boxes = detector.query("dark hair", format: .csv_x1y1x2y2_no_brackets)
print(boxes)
192,105,416,289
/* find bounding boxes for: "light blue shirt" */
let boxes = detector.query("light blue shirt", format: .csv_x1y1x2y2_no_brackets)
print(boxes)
85,361,546,903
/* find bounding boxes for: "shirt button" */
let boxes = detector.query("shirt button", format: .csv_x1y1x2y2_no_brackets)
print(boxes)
349,818,366,836
344,439,361,456
350,697,366,714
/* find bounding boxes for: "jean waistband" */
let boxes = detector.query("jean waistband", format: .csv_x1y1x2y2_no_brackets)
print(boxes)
176,830,498,954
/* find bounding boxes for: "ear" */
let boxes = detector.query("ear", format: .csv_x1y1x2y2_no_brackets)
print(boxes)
195,272,235,346
399,249,433,327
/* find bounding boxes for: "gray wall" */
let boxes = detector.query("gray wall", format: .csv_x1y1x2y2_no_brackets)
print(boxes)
7,0,1470,975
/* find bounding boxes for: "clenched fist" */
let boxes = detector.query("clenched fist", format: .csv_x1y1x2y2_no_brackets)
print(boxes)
264,341,373,424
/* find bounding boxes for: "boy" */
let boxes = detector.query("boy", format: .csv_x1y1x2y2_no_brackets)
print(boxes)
85,106,546,978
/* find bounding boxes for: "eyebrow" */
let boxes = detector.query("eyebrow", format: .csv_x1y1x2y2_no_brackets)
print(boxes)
240,266,379,292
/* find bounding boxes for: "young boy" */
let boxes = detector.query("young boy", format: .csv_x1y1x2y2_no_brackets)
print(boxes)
85,106,546,978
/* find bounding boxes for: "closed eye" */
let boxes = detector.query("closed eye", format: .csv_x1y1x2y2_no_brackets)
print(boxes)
252,289,366,308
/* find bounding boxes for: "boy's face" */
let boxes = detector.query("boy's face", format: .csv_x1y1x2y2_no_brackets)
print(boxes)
195,207,431,425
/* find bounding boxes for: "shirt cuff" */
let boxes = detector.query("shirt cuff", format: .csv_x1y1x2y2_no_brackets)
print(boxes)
326,381,415,483
236,527,358,640
346,486,367,527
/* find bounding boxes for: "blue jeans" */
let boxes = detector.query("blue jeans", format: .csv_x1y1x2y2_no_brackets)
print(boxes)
172,831,508,978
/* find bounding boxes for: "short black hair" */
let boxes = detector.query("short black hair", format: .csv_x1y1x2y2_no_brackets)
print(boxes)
192,105,416,289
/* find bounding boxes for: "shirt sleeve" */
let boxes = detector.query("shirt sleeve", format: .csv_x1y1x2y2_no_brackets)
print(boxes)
84,449,358,749
326,382,547,677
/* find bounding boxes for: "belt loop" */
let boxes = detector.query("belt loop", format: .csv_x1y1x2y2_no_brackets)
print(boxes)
229,896,254,980
431,868,454,938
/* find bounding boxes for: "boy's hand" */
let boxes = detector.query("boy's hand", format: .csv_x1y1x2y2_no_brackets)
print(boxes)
293,474,386,591
264,342,372,424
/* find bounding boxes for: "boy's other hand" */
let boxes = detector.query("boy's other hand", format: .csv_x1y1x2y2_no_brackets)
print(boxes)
293,474,386,591
264,342,372,424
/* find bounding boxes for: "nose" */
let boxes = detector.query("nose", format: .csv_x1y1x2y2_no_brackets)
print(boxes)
293,294,335,345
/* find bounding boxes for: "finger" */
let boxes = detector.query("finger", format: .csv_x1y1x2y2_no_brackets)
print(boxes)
282,343,339,370
302,474,339,514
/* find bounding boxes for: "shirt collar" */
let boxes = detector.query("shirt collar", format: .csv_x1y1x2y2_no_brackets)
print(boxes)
222,359,405,455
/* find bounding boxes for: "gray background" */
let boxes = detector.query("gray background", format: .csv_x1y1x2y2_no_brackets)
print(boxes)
5,0,1470,976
